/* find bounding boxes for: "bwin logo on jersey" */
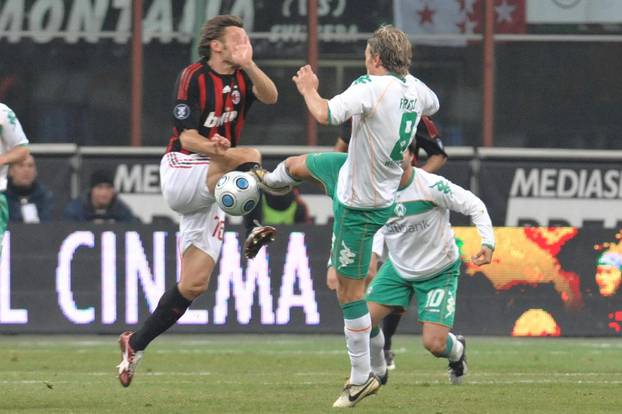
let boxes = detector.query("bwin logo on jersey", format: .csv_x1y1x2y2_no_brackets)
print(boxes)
395,203,406,217
338,241,356,268
204,110,239,128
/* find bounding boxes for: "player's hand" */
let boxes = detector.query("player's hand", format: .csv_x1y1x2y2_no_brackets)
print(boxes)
292,65,319,95
207,133,231,156
471,245,494,266
231,38,253,68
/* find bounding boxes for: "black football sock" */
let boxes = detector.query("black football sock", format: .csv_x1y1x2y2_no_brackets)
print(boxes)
382,311,403,351
235,161,260,172
129,284,192,351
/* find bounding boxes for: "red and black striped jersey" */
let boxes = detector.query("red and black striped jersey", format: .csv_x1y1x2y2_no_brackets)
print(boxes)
166,60,256,154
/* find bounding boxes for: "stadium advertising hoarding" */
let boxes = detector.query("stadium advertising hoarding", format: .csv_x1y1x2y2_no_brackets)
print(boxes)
0,224,620,336
479,160,622,228
39,152,473,225
30,152,622,227
0,0,391,44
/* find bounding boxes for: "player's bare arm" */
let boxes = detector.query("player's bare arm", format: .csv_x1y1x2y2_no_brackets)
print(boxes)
231,37,278,104
420,153,447,173
179,130,230,157
0,145,29,166
292,65,329,125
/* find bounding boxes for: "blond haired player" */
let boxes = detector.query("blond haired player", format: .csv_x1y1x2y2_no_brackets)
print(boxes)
253,25,439,407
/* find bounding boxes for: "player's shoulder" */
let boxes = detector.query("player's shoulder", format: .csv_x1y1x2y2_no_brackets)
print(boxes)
414,167,440,183
177,61,206,80
415,168,450,189
404,74,431,89
0,103,13,122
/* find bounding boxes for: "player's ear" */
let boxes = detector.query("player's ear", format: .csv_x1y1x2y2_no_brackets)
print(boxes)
372,54,382,69
210,39,224,53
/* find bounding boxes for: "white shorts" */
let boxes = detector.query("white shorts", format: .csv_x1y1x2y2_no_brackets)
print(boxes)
160,152,225,260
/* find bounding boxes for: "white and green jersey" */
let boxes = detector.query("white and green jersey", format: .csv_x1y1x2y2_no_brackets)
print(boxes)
328,73,439,209
0,104,28,191
373,168,495,281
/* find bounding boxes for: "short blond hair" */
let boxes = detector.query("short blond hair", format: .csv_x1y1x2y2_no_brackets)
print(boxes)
367,25,412,76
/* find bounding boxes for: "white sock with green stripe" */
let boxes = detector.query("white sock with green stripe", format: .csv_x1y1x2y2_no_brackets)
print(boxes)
369,326,386,376
264,161,298,187
444,332,464,362
342,300,372,385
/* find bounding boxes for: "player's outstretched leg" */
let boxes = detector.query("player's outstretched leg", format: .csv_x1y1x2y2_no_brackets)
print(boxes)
447,334,467,385
116,284,192,387
251,155,313,195
332,372,381,408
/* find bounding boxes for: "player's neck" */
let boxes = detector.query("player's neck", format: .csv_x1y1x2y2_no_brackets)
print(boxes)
207,57,236,75
368,66,388,76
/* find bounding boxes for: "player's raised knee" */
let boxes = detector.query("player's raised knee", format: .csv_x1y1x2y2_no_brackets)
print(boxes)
178,280,210,300
423,335,447,357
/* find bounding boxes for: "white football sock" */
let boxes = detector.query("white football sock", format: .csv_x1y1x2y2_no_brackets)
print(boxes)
344,313,372,384
370,328,386,376
264,161,297,187
447,332,464,362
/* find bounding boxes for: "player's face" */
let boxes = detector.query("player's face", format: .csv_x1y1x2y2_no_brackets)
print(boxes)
91,183,115,209
595,265,622,297
401,148,414,170
9,155,36,187
220,26,249,66
364,45,381,75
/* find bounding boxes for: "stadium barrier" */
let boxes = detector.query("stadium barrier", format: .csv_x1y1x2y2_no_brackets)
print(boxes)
30,145,622,228
0,223,620,336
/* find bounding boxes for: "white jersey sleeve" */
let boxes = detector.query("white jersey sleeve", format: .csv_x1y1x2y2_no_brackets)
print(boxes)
0,104,29,149
415,77,440,116
427,175,495,249
327,76,375,125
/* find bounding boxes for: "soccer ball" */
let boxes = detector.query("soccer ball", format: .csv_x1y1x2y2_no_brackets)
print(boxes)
214,171,261,216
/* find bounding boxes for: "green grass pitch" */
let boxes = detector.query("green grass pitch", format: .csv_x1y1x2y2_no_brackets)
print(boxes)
0,335,620,413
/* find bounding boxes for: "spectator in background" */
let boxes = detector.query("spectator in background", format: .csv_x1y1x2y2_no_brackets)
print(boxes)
245,187,311,226
6,154,54,222
63,169,138,223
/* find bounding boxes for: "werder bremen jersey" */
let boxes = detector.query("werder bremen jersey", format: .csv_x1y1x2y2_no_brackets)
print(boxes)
328,73,439,209
373,168,495,281
0,104,28,191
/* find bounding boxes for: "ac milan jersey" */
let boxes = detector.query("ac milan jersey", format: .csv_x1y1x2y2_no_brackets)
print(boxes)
166,60,256,153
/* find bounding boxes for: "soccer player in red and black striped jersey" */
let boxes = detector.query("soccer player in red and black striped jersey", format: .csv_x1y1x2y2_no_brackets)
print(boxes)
117,15,278,387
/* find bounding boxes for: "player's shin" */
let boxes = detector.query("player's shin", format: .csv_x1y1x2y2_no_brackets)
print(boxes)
442,332,464,362
369,326,387,377
130,284,192,351
341,300,372,385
